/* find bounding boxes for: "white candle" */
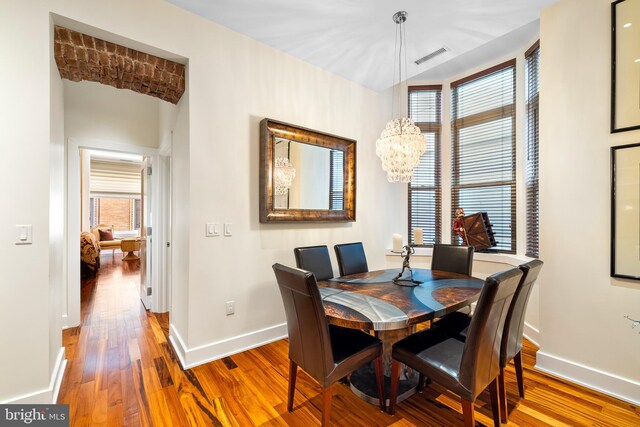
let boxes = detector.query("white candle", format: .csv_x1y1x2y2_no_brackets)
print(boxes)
393,233,403,252
414,228,423,245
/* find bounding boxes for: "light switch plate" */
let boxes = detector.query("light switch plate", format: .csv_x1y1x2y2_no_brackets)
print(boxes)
206,223,220,237
15,225,32,245
224,223,232,237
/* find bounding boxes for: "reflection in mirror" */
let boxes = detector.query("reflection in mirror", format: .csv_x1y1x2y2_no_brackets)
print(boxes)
260,118,355,222
273,138,344,210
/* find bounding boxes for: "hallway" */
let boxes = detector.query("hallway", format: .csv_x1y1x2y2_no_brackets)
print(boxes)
57,254,188,425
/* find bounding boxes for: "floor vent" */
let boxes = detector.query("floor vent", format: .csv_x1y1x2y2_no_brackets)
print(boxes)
414,47,448,65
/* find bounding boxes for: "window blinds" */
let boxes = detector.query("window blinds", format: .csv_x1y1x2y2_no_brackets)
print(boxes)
329,150,344,210
451,60,516,253
408,85,442,246
525,41,540,258
90,159,142,196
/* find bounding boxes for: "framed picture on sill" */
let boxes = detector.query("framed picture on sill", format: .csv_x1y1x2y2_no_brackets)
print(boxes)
611,0,640,133
611,143,640,280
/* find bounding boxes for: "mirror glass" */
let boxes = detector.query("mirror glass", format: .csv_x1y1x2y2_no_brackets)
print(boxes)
260,118,356,223
273,138,344,210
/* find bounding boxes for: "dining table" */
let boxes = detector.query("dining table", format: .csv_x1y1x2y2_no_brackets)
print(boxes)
317,267,483,406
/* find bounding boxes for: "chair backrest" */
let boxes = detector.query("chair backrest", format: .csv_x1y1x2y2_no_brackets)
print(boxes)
501,259,544,365
272,263,334,382
431,244,474,276
334,242,369,276
294,245,334,281
459,267,523,399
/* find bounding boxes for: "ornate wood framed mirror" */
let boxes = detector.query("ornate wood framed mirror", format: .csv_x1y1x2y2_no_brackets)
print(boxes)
259,118,356,222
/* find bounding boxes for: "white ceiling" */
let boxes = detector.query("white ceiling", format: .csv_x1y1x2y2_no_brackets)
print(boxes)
166,0,558,91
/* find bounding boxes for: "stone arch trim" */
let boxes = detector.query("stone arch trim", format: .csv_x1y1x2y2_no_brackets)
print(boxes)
54,26,185,104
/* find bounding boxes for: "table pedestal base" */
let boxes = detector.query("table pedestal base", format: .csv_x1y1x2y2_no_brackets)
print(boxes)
122,251,139,261
349,362,418,407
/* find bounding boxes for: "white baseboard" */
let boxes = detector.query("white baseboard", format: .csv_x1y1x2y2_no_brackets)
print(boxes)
1,347,66,404
536,351,640,406
168,323,188,370
523,322,539,346
169,323,287,369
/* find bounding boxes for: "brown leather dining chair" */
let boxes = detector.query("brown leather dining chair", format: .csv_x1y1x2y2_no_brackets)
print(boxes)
334,242,369,276
431,244,474,275
294,245,334,281
272,263,385,425
428,260,544,423
388,267,523,427
497,259,543,422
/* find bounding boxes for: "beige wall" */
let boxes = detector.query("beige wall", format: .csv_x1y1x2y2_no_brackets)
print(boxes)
64,80,160,148
538,0,640,403
0,4,61,403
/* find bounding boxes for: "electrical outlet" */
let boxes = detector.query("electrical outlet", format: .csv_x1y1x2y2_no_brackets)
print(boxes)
225,300,235,316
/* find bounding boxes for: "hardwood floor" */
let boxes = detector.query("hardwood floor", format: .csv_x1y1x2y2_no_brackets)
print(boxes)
58,255,640,426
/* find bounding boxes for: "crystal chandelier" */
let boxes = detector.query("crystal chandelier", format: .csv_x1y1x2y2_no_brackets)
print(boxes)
376,11,426,183
273,157,296,195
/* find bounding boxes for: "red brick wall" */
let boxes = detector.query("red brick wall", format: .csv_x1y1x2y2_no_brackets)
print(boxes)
53,26,185,104
97,199,133,231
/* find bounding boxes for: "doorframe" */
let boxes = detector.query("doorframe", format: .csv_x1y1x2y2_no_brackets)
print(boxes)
65,137,167,328
158,137,172,315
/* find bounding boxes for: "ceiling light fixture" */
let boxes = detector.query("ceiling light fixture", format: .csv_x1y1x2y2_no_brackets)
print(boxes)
624,22,632,28
376,11,426,183
273,157,296,195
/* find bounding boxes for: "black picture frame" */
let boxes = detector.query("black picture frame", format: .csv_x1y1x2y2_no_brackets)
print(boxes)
611,0,640,133
611,142,640,280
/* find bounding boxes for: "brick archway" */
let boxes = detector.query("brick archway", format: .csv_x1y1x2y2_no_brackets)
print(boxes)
54,26,185,104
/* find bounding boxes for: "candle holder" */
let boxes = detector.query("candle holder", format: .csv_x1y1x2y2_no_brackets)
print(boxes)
393,245,422,287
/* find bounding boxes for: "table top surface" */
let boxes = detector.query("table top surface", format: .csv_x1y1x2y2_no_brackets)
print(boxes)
317,268,483,331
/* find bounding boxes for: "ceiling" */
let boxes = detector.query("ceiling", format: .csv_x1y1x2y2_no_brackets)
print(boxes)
166,0,557,91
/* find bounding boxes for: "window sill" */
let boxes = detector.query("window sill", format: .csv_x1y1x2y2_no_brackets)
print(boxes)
385,248,533,267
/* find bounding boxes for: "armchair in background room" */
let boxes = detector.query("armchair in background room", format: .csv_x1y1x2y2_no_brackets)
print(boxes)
91,224,121,256
80,231,100,278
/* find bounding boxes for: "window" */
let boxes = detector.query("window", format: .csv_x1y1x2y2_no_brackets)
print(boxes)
525,42,540,257
408,85,442,246
90,196,141,232
451,60,516,253
329,150,344,210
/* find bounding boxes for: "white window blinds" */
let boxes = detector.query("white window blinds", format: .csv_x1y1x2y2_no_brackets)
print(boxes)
525,41,540,258
451,60,516,253
408,85,442,246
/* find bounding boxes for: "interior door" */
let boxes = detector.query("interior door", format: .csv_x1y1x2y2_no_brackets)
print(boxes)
139,157,152,309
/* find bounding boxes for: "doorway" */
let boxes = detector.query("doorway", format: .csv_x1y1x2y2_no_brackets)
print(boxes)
66,138,171,328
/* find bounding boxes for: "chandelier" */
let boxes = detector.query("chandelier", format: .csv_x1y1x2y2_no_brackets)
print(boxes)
273,157,296,195
376,11,426,183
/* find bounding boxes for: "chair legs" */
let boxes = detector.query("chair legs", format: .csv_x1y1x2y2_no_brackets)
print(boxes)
388,359,401,415
321,386,332,426
287,360,297,412
497,353,526,423
498,367,508,423
514,351,525,398
488,377,500,427
461,399,475,427
374,356,385,412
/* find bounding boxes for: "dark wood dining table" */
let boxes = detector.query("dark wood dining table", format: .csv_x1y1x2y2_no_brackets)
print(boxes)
317,268,483,405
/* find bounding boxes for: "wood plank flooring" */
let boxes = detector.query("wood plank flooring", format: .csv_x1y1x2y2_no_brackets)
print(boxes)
58,255,640,426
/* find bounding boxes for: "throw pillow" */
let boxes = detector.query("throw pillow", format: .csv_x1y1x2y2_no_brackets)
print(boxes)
98,228,114,241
